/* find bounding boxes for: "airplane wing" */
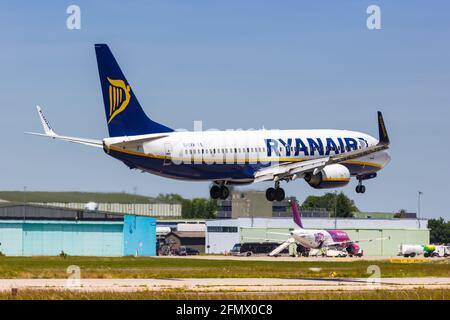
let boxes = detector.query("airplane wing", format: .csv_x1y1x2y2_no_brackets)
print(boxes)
254,111,390,183
105,134,169,149
25,106,103,148
266,231,292,237
268,237,296,256
242,236,287,242
326,236,390,247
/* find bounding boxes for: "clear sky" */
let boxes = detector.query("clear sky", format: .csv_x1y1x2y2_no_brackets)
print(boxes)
1,1,449,218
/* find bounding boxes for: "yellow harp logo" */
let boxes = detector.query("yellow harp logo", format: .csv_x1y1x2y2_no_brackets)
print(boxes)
107,77,131,124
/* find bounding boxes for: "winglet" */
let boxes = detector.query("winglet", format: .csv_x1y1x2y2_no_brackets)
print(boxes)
36,106,56,136
377,111,389,145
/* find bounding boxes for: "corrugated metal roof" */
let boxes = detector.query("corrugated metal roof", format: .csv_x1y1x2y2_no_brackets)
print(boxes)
0,204,123,221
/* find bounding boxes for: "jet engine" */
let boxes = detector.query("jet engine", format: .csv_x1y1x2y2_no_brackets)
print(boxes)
304,164,351,189
346,243,361,256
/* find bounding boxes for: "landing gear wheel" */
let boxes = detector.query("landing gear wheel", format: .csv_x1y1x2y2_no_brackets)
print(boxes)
266,187,276,201
210,185,222,199
275,188,285,201
219,186,230,200
356,185,366,194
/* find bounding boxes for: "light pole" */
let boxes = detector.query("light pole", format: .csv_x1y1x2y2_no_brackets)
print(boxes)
22,186,27,220
334,191,338,229
417,191,423,228
133,186,137,216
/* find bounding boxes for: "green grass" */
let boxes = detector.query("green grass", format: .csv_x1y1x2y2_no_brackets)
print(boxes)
0,191,158,204
1,289,449,300
0,256,448,279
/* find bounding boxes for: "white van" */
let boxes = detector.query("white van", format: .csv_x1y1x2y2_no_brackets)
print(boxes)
433,245,450,257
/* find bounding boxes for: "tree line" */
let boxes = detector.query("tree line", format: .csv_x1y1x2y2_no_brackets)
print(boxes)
428,218,450,244
156,191,359,219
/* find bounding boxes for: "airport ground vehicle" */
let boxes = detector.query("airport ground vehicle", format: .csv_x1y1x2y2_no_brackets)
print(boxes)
230,242,289,256
432,245,450,257
185,247,200,255
308,248,355,257
423,245,436,257
176,246,200,256
398,244,437,257
399,244,423,257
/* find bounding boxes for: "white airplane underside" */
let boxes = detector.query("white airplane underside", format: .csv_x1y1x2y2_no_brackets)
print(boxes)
26,44,391,202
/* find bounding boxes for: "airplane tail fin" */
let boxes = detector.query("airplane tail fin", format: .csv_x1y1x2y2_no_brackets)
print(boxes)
94,44,173,137
377,111,389,145
290,199,303,228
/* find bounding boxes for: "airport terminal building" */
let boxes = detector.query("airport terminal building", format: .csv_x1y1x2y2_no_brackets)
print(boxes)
205,217,429,256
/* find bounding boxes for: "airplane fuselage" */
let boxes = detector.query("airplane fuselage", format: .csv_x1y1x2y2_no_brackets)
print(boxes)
291,229,350,249
104,129,390,183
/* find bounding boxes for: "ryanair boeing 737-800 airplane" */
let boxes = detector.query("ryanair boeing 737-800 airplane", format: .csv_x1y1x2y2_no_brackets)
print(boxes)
27,44,391,202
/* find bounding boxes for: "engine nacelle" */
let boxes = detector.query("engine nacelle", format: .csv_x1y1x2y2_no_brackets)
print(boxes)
304,164,351,189
346,243,361,256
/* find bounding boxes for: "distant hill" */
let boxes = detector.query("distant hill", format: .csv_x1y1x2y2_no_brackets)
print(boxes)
0,191,166,204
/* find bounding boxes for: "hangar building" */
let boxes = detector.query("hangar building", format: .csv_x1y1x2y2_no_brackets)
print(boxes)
206,217,429,256
0,204,156,256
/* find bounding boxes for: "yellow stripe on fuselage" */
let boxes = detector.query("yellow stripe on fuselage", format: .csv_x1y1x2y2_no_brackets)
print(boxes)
107,146,384,169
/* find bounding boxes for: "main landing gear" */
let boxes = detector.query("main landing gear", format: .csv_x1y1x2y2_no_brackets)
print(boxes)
355,173,377,194
355,179,366,194
265,181,285,202
210,184,230,200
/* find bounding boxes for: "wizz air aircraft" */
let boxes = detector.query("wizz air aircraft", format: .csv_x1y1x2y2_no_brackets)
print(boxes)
267,200,389,257
27,44,391,202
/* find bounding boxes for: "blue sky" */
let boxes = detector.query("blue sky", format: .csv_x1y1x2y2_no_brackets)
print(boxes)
1,1,449,218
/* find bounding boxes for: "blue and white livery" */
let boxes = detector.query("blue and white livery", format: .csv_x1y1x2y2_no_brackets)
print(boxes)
27,44,391,201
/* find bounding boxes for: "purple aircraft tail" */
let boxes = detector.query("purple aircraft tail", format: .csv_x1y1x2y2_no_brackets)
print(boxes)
291,200,303,228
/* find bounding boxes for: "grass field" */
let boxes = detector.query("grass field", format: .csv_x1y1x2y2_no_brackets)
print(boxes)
1,289,449,300
0,256,449,279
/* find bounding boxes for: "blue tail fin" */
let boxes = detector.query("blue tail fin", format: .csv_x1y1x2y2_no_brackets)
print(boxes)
95,44,173,137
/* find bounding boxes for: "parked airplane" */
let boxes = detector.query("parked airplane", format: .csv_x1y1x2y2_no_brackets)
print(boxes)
27,44,391,202
267,200,389,256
